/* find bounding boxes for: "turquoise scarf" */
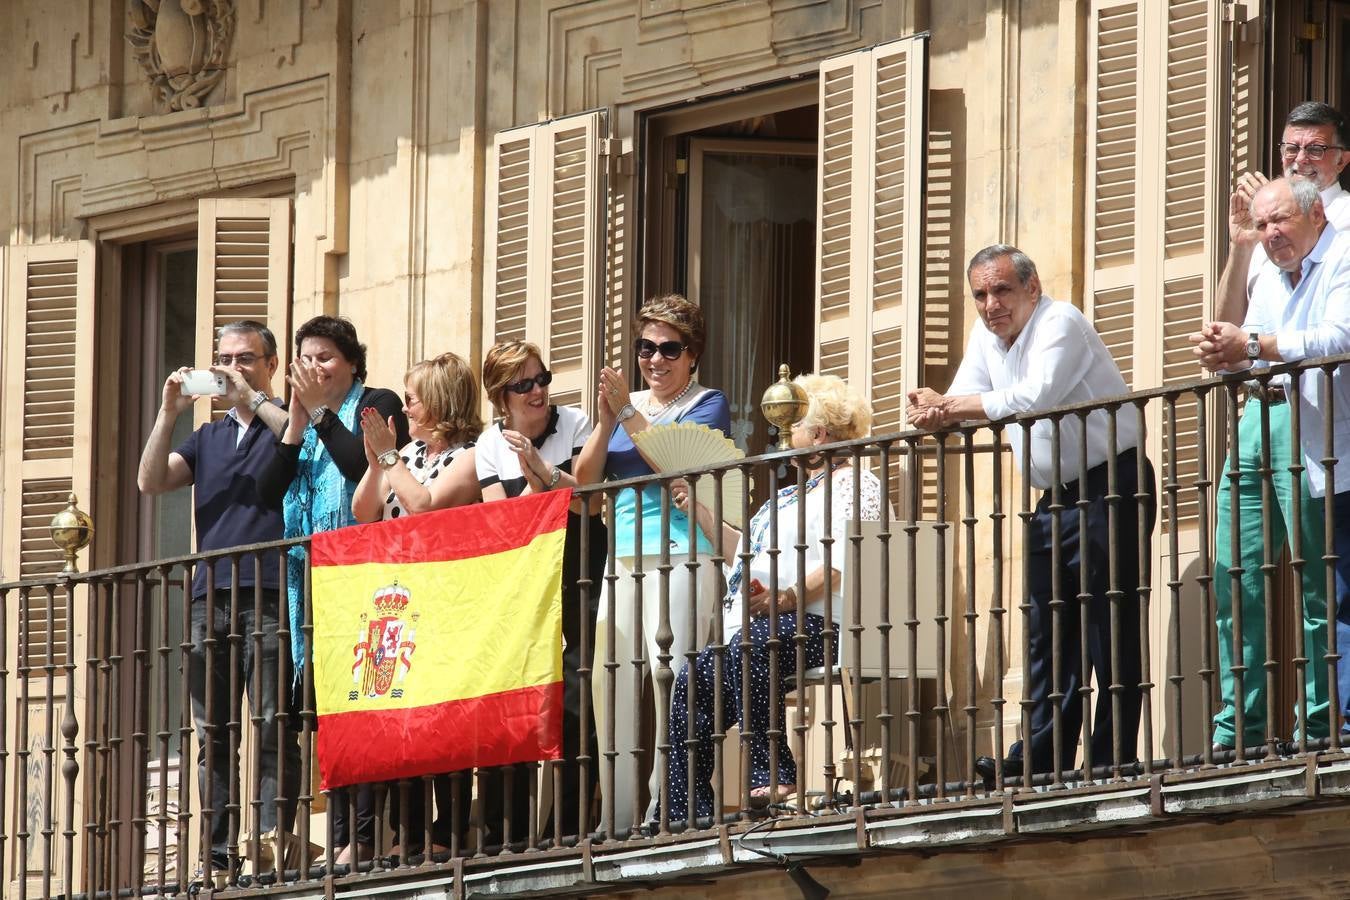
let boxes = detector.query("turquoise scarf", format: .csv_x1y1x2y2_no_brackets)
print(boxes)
283,380,364,673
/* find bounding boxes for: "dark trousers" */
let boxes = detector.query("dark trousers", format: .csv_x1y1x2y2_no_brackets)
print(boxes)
386,773,471,850
667,613,831,822
190,590,301,866
1011,449,1156,775
329,784,376,849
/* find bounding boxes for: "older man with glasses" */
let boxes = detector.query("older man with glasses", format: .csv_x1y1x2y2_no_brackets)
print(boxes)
1193,176,1350,752
137,320,301,879
1216,102,1349,327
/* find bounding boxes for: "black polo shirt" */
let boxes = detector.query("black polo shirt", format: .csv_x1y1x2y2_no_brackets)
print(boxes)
175,407,285,599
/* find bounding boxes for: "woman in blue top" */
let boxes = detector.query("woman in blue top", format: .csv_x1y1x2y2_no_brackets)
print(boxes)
576,294,730,836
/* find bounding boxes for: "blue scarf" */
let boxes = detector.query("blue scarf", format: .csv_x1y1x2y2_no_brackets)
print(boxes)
283,380,364,673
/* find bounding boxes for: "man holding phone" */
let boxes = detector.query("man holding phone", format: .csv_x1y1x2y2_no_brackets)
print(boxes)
137,320,299,877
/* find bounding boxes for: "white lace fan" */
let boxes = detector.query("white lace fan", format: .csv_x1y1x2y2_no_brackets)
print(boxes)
632,422,752,528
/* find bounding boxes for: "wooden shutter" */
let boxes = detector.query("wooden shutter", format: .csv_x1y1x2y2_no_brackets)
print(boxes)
484,111,608,414
815,36,927,509
1086,0,1141,387
195,198,292,424
2,241,97,666
1086,0,1224,535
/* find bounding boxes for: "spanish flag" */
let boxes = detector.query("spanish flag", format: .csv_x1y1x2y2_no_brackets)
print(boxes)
310,489,569,790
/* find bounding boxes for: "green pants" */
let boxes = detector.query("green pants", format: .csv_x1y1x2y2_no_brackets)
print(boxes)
1213,398,1330,746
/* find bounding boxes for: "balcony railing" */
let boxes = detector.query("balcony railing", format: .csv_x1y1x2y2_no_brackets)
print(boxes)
7,356,1350,898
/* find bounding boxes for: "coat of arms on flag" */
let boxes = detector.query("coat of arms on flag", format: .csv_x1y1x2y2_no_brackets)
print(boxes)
350,582,417,701
309,490,570,790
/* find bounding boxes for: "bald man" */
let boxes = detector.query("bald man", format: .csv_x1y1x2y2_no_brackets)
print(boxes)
1193,176,1350,750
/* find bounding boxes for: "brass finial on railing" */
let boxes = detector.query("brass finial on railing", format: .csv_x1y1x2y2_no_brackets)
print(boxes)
49,492,93,575
760,363,808,451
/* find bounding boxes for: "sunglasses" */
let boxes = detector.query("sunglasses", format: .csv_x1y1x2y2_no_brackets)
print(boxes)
634,338,688,361
505,370,553,394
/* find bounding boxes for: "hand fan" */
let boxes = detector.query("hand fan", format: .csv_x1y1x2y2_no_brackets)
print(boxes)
632,422,752,528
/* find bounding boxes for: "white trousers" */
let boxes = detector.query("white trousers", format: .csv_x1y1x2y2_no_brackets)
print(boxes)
591,552,720,835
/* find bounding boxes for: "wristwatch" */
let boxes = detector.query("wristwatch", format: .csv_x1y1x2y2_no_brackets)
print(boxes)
547,465,563,489
248,391,270,413
617,403,637,422
308,404,329,426
377,448,400,470
1246,331,1261,362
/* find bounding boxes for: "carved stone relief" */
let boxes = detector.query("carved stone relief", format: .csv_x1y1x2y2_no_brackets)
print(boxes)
543,0,907,115
126,0,237,111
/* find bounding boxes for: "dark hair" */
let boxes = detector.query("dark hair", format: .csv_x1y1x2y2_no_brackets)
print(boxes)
966,244,1039,286
293,315,367,382
218,320,278,357
1286,101,1349,148
636,294,706,371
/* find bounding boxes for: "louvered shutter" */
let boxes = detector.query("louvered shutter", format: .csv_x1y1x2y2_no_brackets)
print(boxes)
2,241,96,666
195,198,292,424
484,111,608,414
815,37,927,510
1086,0,1223,535
1086,0,1141,387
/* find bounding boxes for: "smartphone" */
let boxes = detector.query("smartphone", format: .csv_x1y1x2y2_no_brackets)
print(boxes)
180,369,227,396
749,578,766,595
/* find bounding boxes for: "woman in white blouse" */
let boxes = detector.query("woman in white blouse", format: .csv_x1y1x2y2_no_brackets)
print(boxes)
351,351,483,858
667,374,883,822
474,340,608,847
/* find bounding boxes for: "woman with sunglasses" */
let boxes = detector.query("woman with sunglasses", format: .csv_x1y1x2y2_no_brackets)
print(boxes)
257,314,410,866
475,340,607,847
574,294,730,836
350,351,483,860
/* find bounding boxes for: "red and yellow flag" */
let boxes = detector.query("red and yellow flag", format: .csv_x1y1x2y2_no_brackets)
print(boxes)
310,489,569,790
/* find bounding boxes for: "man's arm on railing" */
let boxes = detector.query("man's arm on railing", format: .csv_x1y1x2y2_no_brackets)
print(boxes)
138,368,195,495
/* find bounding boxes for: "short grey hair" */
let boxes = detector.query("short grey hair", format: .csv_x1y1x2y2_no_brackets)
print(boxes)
966,244,1039,286
1290,177,1322,215
218,320,278,358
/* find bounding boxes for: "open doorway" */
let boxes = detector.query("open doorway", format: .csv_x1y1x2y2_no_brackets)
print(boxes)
642,82,819,459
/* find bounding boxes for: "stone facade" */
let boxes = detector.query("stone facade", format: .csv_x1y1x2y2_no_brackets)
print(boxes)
2,0,1319,895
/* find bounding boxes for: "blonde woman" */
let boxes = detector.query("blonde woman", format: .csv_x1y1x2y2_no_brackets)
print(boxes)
350,351,483,857
666,374,882,821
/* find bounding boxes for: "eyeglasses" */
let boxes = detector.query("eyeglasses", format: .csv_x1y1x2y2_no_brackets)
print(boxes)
215,353,262,366
403,393,421,408
1278,142,1345,160
505,370,553,394
634,338,688,361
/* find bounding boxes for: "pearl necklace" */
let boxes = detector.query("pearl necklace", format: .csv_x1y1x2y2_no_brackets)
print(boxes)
643,379,695,419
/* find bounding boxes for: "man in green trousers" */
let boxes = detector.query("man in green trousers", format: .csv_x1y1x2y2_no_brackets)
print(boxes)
1193,175,1350,751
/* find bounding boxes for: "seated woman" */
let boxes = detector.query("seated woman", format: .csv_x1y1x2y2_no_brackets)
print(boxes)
666,374,882,822
351,351,483,858
475,340,607,846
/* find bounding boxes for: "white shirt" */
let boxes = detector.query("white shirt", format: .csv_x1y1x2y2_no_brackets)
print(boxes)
1241,224,1350,497
947,296,1140,490
475,405,592,498
722,465,884,637
1245,184,1350,293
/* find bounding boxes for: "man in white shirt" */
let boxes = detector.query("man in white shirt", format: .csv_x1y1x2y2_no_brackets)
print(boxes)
1215,102,1349,327
1193,176,1350,750
908,245,1155,782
